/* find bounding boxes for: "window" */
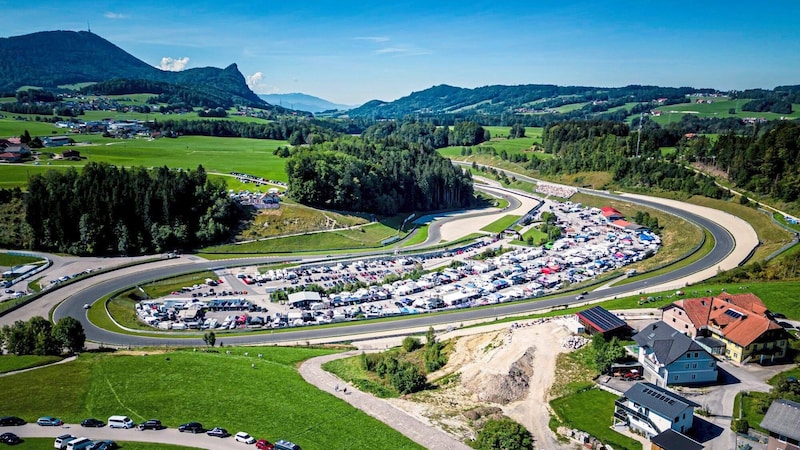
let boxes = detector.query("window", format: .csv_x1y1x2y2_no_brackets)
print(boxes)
686,353,691,358
694,352,699,358
672,318,676,322
674,375,678,380
674,417,679,423
692,363,697,369
691,374,696,380
685,363,690,369
709,362,715,368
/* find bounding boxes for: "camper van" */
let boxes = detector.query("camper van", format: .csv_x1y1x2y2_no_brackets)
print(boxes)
54,434,75,449
107,415,134,429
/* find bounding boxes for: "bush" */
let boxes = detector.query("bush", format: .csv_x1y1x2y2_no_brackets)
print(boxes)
475,418,533,450
402,336,422,352
731,418,749,433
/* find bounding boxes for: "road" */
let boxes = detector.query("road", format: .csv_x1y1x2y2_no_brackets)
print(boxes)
48,187,748,347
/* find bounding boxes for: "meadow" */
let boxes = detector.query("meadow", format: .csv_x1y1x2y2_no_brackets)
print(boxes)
0,348,424,450
550,388,641,450
0,354,63,374
479,215,521,233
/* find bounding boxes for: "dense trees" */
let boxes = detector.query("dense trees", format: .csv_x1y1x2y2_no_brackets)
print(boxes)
25,162,244,255
1,316,85,355
150,118,341,143
286,138,474,215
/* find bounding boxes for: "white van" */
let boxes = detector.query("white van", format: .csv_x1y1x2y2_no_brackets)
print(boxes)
54,434,75,449
107,415,134,429
66,437,93,450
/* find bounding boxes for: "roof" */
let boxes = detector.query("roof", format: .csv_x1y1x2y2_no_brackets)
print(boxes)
623,382,699,419
760,399,800,441
287,291,322,303
651,429,704,450
668,294,784,347
600,206,622,215
576,306,627,333
611,219,632,228
633,321,708,366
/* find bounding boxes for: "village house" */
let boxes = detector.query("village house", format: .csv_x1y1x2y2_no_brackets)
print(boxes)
661,293,790,364
760,399,800,450
613,381,699,438
632,321,718,386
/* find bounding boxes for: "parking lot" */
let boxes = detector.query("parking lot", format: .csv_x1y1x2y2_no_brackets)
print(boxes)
136,199,661,332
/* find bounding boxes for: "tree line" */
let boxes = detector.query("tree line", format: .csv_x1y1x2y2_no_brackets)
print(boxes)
1,316,85,356
25,162,245,255
150,118,342,144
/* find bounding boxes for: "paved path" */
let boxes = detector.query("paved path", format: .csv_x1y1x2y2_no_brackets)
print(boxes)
299,351,472,450
0,356,76,377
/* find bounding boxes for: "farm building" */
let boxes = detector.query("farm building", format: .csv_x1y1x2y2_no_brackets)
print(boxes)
576,305,629,337
760,399,800,450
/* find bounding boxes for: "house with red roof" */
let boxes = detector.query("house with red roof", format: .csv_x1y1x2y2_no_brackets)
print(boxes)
661,293,789,365
600,206,624,221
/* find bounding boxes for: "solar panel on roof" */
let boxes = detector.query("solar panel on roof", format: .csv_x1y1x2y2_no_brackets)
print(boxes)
724,309,743,319
578,306,626,332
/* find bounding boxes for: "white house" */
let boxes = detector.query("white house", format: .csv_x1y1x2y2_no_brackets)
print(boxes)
613,382,698,438
633,321,718,386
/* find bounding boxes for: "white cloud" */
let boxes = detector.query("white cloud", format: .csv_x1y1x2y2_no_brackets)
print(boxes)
159,57,190,72
375,46,431,56
354,36,390,43
104,12,127,19
246,72,280,94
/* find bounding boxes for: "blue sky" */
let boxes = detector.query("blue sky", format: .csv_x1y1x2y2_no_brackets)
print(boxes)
3,1,799,105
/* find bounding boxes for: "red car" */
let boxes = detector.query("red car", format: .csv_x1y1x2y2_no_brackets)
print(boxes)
255,439,274,450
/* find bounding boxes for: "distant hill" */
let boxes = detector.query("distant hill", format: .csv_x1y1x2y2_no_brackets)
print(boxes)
346,83,711,120
259,93,356,112
0,30,267,107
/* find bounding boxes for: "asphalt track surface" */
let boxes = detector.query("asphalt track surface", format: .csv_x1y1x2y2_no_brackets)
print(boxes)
51,184,735,348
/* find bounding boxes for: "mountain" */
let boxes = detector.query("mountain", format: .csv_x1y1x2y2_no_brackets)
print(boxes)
0,30,266,107
346,83,709,119
258,93,356,112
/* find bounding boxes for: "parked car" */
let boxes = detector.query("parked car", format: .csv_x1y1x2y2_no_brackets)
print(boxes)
207,427,230,438
54,433,75,449
81,418,105,428
0,432,21,445
255,439,274,450
138,419,163,430
178,422,204,433
37,416,63,426
0,417,25,427
235,432,256,444
88,441,119,450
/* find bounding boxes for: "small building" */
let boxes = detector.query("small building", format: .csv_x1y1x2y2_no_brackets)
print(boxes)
62,149,81,160
43,136,71,147
613,382,698,438
600,206,624,221
760,399,800,450
288,291,322,309
650,429,703,450
576,305,629,338
632,321,718,386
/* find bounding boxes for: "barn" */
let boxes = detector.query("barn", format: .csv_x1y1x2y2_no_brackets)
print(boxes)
576,305,630,338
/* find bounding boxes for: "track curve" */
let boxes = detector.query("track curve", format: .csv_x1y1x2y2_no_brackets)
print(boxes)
51,185,739,347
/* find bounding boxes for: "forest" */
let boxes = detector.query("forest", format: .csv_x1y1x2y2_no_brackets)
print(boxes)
679,121,800,203
530,120,728,198
150,118,344,144
285,136,474,215
24,163,245,255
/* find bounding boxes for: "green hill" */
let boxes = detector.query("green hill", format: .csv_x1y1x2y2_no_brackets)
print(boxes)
0,30,266,107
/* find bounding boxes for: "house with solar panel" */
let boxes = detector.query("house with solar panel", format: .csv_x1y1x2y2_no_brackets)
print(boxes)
575,305,632,339
613,382,699,438
661,293,790,365
632,321,718,386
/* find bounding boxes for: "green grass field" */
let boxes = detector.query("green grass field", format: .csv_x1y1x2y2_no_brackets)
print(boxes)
479,215,521,233
202,223,401,254
550,388,641,450
649,97,800,125
0,348,424,450
0,252,42,267
0,355,63,374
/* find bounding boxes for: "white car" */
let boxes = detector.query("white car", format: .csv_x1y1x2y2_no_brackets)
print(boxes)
235,432,256,444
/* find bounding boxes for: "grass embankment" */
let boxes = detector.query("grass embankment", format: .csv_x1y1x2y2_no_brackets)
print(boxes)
236,202,370,242
202,222,402,254
0,253,41,267
480,215,521,233
0,348,424,450
549,345,641,450
0,355,63,374
322,356,399,398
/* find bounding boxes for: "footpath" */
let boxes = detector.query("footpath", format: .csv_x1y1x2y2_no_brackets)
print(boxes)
299,351,473,450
